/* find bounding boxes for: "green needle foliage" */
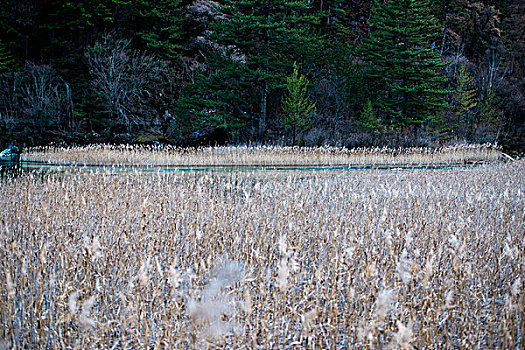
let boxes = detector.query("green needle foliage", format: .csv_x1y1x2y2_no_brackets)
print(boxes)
174,63,253,139
478,85,500,127
128,0,185,62
0,41,16,71
210,0,321,138
358,98,382,135
0,0,519,146
281,62,316,146
453,62,478,135
358,0,449,131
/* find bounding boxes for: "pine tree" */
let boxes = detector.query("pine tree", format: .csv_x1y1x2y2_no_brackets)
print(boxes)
358,98,382,135
358,0,449,131
208,0,321,139
281,63,316,145
40,0,128,60
126,0,186,61
174,62,254,140
0,0,41,63
453,62,478,135
312,1,362,132
478,84,499,125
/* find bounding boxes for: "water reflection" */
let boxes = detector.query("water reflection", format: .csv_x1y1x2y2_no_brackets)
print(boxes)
0,161,23,177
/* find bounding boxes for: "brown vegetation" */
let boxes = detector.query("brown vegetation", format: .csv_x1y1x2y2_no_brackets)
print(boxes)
1,157,523,348
23,144,500,167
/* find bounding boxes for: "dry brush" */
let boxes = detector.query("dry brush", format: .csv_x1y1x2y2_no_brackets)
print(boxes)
23,144,501,167
1,160,524,348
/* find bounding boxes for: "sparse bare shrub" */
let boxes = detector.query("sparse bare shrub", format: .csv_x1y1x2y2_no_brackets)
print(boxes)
0,70,23,135
0,63,75,139
303,127,329,146
86,35,168,134
21,63,75,133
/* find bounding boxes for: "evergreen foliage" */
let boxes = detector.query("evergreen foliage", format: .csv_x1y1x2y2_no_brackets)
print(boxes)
358,0,449,130
127,0,186,61
453,62,478,134
174,62,253,139
207,0,321,139
357,98,381,135
0,0,521,147
40,0,126,60
0,41,16,71
478,85,499,125
281,63,316,145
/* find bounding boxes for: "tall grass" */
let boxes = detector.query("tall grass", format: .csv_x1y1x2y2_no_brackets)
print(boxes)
23,143,500,167
1,161,523,348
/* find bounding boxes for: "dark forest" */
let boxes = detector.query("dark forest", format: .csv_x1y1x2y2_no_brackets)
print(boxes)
0,0,523,151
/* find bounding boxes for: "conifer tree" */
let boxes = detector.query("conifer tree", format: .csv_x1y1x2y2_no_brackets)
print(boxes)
281,63,316,145
478,84,500,128
358,98,382,135
358,0,449,131
174,62,254,139
453,62,478,135
127,0,186,61
311,1,362,130
208,0,321,139
41,0,127,60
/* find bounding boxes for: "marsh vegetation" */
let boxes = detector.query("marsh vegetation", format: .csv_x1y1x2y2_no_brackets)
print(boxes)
23,144,500,168
1,147,523,348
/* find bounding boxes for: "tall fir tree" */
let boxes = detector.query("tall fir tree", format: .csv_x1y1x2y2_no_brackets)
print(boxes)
206,0,321,139
453,62,478,135
0,0,42,63
40,0,128,61
310,1,362,129
174,61,255,140
125,0,187,61
358,0,449,131
281,62,316,145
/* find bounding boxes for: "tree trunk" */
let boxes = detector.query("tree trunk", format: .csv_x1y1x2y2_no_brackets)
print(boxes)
259,82,267,140
440,5,449,56
292,120,296,146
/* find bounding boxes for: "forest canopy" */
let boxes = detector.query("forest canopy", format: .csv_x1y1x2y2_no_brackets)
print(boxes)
0,0,523,151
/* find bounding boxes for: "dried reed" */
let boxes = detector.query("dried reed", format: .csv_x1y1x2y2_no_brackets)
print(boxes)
0,159,523,348
23,143,500,167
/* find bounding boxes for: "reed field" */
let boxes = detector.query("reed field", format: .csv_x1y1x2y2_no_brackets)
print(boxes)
1,156,524,348
23,144,501,167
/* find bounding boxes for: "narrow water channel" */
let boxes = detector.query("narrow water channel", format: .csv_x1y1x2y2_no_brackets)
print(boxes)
1,160,476,176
